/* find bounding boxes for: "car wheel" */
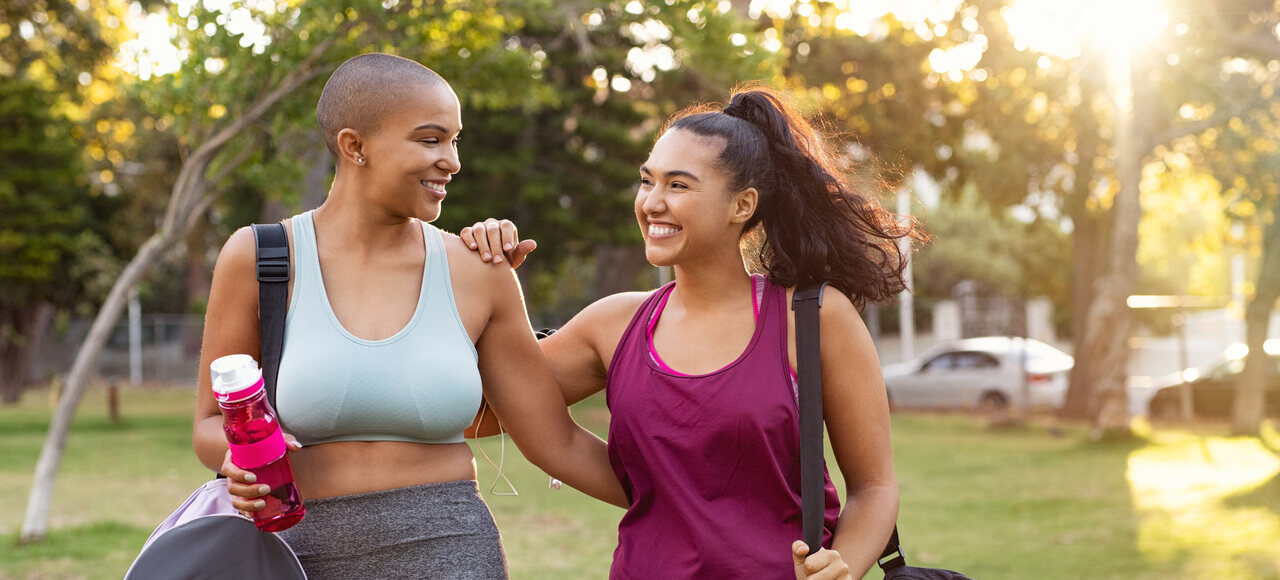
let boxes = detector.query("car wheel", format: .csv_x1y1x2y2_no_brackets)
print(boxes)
978,391,1009,413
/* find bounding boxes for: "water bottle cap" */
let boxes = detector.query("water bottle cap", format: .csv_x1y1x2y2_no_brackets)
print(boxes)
210,354,264,403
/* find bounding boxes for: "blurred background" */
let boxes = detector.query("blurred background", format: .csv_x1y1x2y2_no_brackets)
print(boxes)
1,0,1278,578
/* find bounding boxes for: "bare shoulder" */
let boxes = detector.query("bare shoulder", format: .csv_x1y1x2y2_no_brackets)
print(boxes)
214,226,259,279
785,284,864,328
555,290,650,352
199,225,272,397
438,228,518,343
547,290,651,380
815,288,881,375
818,286,865,328
218,217,296,263
575,291,650,328
440,229,514,284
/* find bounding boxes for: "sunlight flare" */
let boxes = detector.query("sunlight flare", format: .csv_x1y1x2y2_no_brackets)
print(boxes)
1004,0,1169,63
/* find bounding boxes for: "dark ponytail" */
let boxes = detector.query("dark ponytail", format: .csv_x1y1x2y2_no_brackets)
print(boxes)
666,85,923,308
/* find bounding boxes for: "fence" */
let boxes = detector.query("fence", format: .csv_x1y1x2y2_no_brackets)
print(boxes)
29,313,204,387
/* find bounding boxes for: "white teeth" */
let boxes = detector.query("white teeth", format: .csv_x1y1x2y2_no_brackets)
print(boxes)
421,180,446,194
648,224,680,237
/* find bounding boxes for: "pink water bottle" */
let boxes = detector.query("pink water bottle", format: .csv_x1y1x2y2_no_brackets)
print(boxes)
210,354,305,532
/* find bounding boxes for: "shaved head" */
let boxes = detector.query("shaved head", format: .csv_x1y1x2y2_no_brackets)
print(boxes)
316,53,447,159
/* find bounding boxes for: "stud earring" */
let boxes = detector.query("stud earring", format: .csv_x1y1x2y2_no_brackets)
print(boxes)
357,157,365,164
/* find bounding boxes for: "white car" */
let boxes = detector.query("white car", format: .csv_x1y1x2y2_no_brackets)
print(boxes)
882,337,1074,410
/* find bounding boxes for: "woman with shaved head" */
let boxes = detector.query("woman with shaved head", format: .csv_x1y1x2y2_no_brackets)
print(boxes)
193,53,626,578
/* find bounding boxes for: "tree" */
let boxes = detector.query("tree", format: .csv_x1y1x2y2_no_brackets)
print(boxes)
1063,0,1280,435
0,0,137,401
764,2,1092,346
20,0,552,543
759,0,1268,436
910,187,1071,309
0,80,110,402
1176,0,1280,436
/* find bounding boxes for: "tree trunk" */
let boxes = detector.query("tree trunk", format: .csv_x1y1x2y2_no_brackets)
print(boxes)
1060,89,1104,421
1232,221,1279,436
593,245,648,298
0,305,38,404
184,225,212,357
1079,278,1135,438
300,134,332,212
0,302,55,404
1062,210,1103,419
20,233,174,542
1077,50,1146,439
25,302,56,387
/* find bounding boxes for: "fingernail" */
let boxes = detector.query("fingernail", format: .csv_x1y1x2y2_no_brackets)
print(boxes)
289,440,303,449
469,243,476,249
503,243,512,250
244,473,257,483
259,484,271,495
254,500,266,510
482,253,490,260
494,256,503,263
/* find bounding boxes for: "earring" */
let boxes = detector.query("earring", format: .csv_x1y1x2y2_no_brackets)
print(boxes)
357,157,364,164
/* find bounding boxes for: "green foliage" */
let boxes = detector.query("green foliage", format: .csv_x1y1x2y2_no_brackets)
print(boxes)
761,2,1093,333
420,0,779,246
772,0,1086,206
0,79,113,331
1136,166,1232,297
912,188,1071,306
1146,1,1280,261
0,0,116,92
109,0,777,316
433,0,777,312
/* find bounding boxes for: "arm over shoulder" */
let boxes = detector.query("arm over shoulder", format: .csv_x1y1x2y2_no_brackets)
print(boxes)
466,251,628,506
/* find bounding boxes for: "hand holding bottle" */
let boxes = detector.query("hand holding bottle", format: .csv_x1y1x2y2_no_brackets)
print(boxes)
211,354,306,532
221,434,303,514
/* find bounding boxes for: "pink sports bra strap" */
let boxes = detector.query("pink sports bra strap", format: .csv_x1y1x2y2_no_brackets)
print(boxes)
647,275,765,376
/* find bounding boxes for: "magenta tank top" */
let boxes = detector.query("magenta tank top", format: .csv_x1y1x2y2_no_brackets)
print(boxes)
605,278,841,579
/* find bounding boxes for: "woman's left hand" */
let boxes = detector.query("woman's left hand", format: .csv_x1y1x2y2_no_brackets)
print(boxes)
792,541,853,580
459,218,537,268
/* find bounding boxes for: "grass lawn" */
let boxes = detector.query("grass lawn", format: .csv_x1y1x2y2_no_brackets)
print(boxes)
1,384,1278,579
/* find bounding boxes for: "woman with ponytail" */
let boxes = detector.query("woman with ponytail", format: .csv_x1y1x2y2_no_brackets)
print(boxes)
464,86,921,579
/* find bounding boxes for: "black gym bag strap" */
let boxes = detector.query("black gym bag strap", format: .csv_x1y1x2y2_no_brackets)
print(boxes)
251,222,289,408
793,281,906,571
792,281,828,557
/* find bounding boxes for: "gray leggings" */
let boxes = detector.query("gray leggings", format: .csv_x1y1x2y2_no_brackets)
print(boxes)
278,480,508,579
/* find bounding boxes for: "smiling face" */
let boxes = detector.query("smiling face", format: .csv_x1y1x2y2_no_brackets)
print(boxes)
346,81,462,223
635,128,757,267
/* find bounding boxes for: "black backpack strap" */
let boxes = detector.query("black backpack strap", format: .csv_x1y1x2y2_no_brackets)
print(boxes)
792,281,828,557
793,281,905,570
251,223,289,408
878,525,907,571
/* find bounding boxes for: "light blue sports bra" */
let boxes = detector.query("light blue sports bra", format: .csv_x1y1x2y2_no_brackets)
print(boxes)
275,211,482,446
